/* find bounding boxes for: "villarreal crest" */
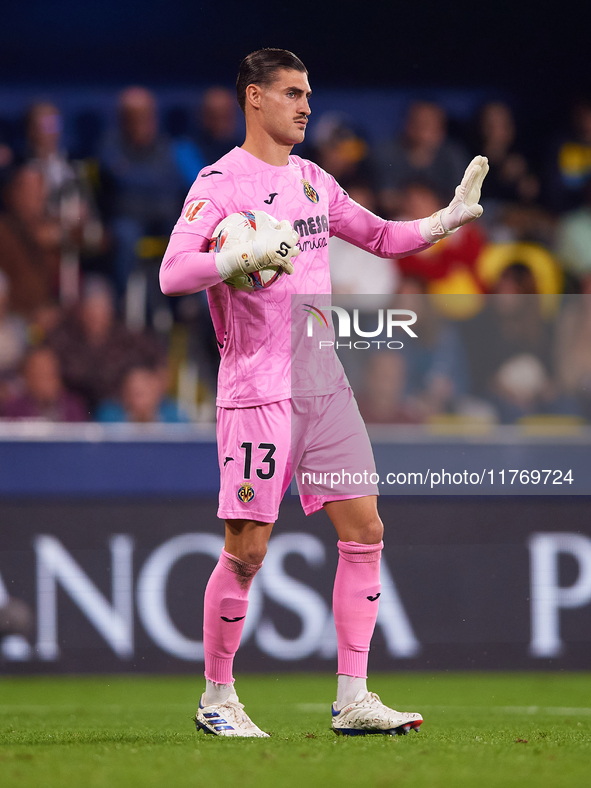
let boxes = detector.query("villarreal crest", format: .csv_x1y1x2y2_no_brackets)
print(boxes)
301,179,319,204
237,483,255,503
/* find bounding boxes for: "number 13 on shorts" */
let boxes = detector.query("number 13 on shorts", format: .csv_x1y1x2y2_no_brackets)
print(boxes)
240,442,276,480
216,401,293,522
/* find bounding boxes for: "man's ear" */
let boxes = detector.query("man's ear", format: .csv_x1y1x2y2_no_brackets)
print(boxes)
245,84,262,111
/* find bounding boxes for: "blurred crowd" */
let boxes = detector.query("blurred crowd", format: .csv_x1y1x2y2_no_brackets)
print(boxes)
1,86,591,425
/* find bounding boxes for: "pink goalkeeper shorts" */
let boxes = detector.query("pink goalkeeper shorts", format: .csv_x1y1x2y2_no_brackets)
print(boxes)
217,387,378,523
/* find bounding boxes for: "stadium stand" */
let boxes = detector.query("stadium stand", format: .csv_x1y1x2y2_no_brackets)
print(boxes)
0,85,590,425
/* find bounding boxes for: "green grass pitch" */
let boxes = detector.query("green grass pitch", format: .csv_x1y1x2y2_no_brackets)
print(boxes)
1,673,590,788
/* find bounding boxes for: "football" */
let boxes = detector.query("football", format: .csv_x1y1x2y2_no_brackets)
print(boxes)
209,210,284,292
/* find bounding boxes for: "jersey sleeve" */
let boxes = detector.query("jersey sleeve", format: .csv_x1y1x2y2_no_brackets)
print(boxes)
159,191,226,295
324,171,432,258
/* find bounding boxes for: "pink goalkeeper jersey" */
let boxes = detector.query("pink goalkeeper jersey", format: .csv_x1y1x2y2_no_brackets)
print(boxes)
160,146,430,408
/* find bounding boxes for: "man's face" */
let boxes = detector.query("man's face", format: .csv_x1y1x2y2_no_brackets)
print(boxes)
202,87,237,138
119,88,158,148
25,350,62,404
406,103,445,149
255,68,312,146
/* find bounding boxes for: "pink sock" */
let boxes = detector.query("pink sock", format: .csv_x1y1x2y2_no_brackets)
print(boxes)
203,548,261,684
333,540,383,678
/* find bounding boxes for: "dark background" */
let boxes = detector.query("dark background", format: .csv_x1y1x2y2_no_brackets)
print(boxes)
1,1,587,113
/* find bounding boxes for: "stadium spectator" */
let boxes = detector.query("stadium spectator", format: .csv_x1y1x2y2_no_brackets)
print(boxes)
473,102,539,206
48,276,166,415
555,177,591,284
96,365,189,423
0,140,12,171
460,264,569,422
0,270,29,405
0,165,60,316
194,86,242,164
172,132,207,189
554,276,591,419
99,87,184,295
342,275,469,422
23,102,104,262
544,98,591,213
488,201,557,248
374,101,467,216
309,113,374,191
172,87,243,187
395,182,487,293
0,345,87,421
0,125,13,192
395,277,469,417
464,102,555,247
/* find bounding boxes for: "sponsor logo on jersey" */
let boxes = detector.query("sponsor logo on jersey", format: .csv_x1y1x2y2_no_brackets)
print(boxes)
183,199,210,223
299,237,327,252
293,214,329,237
264,192,278,205
301,179,320,203
237,482,255,503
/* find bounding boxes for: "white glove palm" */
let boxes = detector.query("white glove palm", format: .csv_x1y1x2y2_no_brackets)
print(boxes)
215,211,300,280
420,155,489,242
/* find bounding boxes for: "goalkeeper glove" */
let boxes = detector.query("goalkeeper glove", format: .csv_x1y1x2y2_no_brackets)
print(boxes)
419,155,489,242
215,211,300,280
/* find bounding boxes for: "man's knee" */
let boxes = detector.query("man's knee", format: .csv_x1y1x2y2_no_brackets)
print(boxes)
353,514,384,545
225,519,273,565
324,497,384,545
236,543,268,566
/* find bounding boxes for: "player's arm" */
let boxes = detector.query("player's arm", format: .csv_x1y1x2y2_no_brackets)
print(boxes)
330,156,488,257
159,232,222,296
160,211,300,296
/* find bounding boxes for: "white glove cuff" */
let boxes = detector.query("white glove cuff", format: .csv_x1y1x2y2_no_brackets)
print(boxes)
215,240,256,280
419,210,459,243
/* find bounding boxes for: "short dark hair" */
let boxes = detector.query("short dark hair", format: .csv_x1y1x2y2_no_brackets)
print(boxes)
236,48,307,113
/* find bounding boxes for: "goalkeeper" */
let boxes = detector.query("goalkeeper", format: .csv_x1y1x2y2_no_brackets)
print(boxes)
160,48,487,738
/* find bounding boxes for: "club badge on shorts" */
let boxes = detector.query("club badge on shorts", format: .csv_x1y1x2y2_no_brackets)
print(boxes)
237,482,255,503
301,179,319,204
